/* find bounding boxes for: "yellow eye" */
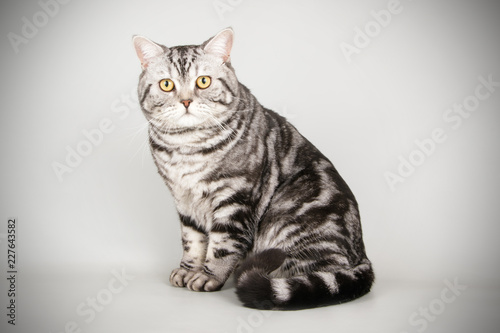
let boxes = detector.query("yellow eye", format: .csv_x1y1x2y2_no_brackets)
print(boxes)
196,76,211,89
159,79,175,92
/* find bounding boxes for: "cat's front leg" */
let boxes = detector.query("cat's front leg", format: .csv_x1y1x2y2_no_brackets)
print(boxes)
186,221,250,292
170,216,208,288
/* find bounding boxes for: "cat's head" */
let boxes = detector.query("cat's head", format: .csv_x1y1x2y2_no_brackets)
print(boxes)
133,28,239,130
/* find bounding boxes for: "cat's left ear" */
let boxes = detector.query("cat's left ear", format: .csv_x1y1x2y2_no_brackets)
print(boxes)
133,35,165,69
203,28,234,64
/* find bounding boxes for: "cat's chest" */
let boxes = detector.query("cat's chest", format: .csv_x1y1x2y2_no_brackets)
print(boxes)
153,149,217,222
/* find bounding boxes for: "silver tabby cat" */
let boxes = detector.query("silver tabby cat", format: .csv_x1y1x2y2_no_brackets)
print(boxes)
133,28,374,310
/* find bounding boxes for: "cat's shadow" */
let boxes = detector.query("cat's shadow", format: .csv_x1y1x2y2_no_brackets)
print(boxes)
161,274,241,306
222,276,236,290
217,275,242,306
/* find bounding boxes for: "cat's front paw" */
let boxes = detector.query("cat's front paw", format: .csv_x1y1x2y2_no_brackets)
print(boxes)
170,267,198,288
186,271,224,292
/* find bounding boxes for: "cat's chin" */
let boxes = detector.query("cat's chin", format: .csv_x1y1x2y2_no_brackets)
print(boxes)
174,113,204,127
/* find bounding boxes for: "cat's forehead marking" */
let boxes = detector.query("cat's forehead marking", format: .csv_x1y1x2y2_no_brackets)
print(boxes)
167,46,202,78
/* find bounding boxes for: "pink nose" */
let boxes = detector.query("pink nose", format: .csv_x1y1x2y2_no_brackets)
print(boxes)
181,100,192,108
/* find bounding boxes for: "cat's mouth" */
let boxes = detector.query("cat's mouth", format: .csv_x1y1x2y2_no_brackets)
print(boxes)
152,104,217,130
175,109,208,128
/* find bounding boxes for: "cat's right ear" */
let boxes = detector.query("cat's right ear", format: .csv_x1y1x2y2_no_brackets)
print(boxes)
132,36,165,69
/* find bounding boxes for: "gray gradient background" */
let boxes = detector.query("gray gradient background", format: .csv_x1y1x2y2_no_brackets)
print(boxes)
1,0,499,332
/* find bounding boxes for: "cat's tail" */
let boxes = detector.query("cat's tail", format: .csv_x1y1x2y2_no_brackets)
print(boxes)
234,249,374,310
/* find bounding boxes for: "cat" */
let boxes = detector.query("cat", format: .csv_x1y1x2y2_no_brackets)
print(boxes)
132,28,374,310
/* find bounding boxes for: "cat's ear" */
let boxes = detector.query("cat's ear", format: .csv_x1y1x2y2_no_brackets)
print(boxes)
203,28,234,64
132,35,165,69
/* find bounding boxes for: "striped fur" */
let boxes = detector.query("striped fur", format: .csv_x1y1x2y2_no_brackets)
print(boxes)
133,28,374,309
